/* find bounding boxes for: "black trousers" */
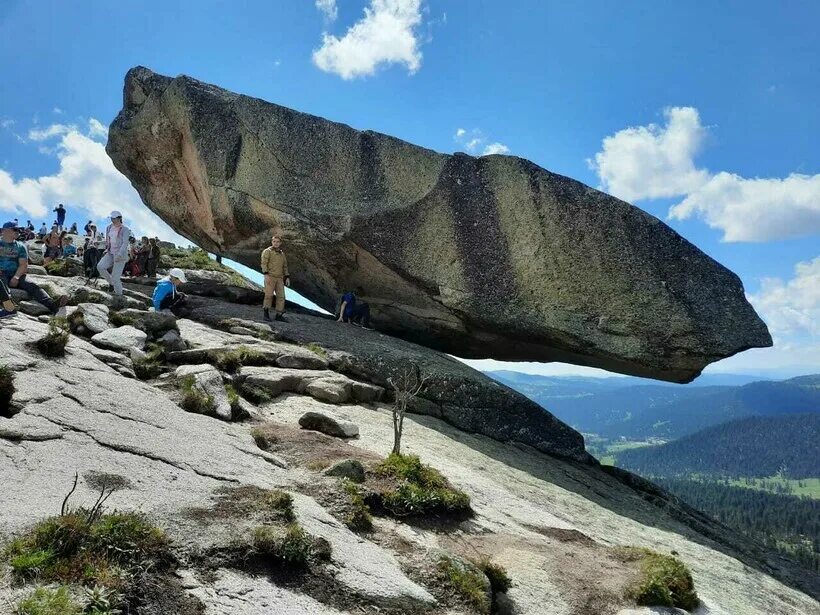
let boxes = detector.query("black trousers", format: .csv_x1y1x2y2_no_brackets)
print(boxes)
344,303,371,327
0,274,56,312
159,291,188,316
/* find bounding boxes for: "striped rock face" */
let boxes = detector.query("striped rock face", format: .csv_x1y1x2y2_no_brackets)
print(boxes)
107,67,771,383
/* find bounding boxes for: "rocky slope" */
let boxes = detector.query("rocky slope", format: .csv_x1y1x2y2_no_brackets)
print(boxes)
106,67,771,383
0,273,816,615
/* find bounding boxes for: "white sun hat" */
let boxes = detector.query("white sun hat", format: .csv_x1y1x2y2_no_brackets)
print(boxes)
168,267,187,283
109,210,122,219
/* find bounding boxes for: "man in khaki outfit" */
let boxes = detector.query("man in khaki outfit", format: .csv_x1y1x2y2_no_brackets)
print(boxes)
261,235,290,321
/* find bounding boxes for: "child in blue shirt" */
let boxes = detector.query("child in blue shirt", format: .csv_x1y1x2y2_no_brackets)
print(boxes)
152,268,188,316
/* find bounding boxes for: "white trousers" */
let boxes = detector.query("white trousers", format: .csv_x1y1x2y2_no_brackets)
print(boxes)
97,252,126,295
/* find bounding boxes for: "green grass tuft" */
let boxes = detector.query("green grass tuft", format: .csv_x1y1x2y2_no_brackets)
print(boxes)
15,586,82,615
251,523,313,567
618,547,699,611
474,556,512,594
108,311,134,328
241,384,272,406
265,490,295,522
5,510,170,593
212,346,266,373
370,454,471,517
438,555,491,614
34,317,70,358
303,342,327,359
178,376,216,415
224,384,242,414
343,480,373,531
0,364,15,416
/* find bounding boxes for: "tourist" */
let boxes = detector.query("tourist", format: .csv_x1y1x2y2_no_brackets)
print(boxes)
42,226,63,265
62,236,77,257
83,236,103,279
144,238,161,277
37,223,47,239
336,289,373,329
0,221,67,318
260,234,290,322
53,203,66,230
69,222,78,234
152,267,188,316
96,210,131,297
26,220,34,232
84,220,93,235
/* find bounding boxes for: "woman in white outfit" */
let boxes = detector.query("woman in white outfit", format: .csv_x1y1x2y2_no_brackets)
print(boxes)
97,210,131,296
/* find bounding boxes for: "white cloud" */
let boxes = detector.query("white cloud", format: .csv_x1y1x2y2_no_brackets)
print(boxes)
28,123,74,142
750,256,820,339
315,0,338,22
53,107,63,115
312,0,423,80
482,142,510,156
588,106,710,202
669,172,820,242
454,128,510,156
0,121,186,242
589,106,820,242
1,119,14,129
88,118,109,140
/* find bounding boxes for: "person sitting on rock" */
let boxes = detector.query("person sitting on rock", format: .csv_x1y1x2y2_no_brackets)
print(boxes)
69,222,78,234
336,289,373,329
37,222,47,239
0,221,68,318
152,267,188,316
260,234,290,322
97,210,131,298
42,226,63,265
83,220,93,235
62,236,77,257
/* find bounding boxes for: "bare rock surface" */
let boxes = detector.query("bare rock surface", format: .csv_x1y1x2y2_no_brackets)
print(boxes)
106,66,771,383
91,324,148,352
74,302,112,334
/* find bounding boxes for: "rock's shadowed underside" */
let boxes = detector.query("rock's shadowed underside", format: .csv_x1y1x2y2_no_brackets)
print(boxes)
107,67,772,383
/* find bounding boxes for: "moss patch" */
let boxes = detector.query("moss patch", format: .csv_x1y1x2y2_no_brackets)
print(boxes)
33,317,70,358
342,480,373,532
367,454,472,518
133,343,165,381
617,547,699,611
108,311,134,328
303,342,328,359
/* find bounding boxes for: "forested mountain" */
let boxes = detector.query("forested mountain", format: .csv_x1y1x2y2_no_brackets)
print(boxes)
617,414,820,478
489,372,820,440
655,477,820,572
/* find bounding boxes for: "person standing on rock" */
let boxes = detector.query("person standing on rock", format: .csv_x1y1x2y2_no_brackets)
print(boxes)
0,221,67,318
53,203,66,231
260,234,290,322
97,210,131,299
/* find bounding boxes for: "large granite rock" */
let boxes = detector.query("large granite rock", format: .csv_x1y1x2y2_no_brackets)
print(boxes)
107,67,771,383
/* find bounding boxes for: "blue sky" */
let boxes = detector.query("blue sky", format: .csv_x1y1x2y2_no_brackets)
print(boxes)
0,1,817,378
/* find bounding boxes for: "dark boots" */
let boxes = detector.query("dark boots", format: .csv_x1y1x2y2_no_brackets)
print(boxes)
263,308,271,321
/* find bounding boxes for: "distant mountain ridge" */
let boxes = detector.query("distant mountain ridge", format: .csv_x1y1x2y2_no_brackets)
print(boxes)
488,372,820,440
617,413,820,479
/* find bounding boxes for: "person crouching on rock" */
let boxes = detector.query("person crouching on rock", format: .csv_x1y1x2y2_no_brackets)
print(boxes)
0,221,68,319
97,210,131,299
261,234,290,322
336,289,373,329
152,267,188,316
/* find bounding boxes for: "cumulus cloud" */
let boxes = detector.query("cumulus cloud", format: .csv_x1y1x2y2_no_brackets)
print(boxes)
315,0,338,22
53,107,63,115
453,128,510,157
669,172,820,242
589,106,820,242
482,142,510,156
749,256,820,339
588,107,710,202
0,121,185,242
88,118,109,139
312,0,423,80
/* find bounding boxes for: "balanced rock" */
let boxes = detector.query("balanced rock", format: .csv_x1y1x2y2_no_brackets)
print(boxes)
107,67,772,382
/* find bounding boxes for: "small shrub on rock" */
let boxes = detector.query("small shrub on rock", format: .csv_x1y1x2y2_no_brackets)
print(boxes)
241,384,272,406
15,586,82,615
438,555,492,614
178,376,216,415
474,556,512,594
618,547,699,611
224,384,243,416
133,344,165,381
251,523,313,567
265,489,295,522
368,454,471,518
34,317,70,358
0,364,15,416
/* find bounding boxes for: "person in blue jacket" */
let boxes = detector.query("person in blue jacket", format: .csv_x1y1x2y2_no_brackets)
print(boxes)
336,289,373,329
152,267,188,316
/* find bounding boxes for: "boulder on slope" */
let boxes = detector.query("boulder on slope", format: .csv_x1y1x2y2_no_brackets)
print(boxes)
106,67,771,383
